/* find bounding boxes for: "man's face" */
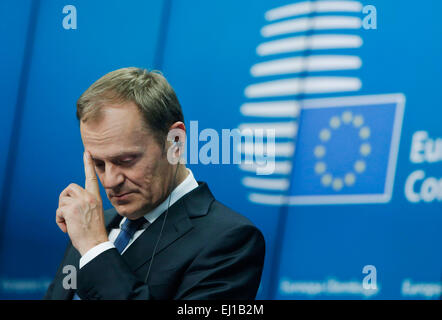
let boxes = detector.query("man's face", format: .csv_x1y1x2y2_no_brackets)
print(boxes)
80,102,174,219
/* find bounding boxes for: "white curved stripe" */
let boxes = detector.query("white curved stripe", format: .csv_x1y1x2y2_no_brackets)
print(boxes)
240,101,300,117
257,34,363,56
240,161,292,175
262,16,362,37
238,142,295,157
242,177,290,191
301,93,405,109
239,122,298,138
265,1,363,21
251,55,362,77
245,77,362,98
248,193,289,205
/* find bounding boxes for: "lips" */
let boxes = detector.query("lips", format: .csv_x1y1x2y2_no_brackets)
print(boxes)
112,192,133,199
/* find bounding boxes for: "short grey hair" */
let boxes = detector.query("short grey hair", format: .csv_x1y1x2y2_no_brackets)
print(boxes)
76,67,184,147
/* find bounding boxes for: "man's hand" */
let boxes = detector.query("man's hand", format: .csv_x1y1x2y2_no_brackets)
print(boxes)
56,151,108,256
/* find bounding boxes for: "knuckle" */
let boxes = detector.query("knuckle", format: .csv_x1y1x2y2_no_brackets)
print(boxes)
59,188,67,199
87,195,97,205
60,199,69,207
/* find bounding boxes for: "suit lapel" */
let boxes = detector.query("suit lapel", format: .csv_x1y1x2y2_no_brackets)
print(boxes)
121,203,193,272
120,182,214,272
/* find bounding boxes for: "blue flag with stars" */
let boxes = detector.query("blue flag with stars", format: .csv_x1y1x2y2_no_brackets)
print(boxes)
289,94,405,205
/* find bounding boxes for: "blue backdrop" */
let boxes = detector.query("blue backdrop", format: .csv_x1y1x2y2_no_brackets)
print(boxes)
1,0,441,299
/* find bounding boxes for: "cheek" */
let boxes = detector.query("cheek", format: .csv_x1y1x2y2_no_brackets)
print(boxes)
128,153,168,195
127,165,156,189
140,165,169,197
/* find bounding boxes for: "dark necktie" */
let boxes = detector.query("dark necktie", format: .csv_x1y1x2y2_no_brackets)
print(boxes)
113,217,149,254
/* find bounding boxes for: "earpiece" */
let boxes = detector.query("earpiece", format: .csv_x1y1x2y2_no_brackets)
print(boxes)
173,137,182,158
173,136,182,147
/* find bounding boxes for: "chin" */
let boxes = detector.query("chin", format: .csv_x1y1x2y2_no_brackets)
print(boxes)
114,202,145,218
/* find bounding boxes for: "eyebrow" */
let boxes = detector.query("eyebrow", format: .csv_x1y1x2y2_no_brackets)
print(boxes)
91,151,143,162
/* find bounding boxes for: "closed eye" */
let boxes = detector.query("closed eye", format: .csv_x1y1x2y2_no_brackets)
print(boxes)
91,153,141,169
115,156,138,166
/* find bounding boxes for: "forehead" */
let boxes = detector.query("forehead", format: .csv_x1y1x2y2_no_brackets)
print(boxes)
80,102,155,158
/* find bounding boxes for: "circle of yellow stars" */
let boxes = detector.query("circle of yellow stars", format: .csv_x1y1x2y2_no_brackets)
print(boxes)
313,111,371,191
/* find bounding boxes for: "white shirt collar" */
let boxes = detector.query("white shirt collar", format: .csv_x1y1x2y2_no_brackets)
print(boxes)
119,168,198,227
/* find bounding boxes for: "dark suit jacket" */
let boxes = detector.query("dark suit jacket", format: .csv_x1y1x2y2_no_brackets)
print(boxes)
44,182,265,300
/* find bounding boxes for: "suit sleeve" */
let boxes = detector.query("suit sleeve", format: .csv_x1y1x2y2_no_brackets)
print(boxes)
175,224,266,300
76,248,151,300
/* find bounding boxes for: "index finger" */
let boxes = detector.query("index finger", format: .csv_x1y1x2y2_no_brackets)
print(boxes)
83,151,101,201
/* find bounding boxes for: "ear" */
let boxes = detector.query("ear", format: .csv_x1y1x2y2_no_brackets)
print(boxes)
169,121,186,134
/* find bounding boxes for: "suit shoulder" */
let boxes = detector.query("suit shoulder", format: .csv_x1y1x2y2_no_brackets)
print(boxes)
205,199,260,232
196,200,265,257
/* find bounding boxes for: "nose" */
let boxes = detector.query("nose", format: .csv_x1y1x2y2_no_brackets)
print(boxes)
101,163,125,189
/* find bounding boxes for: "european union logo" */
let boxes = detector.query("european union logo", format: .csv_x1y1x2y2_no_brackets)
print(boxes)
289,94,405,205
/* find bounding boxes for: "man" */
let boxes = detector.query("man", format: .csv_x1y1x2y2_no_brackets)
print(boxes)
44,67,265,300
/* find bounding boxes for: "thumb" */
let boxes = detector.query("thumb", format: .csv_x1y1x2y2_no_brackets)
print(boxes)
84,151,102,201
